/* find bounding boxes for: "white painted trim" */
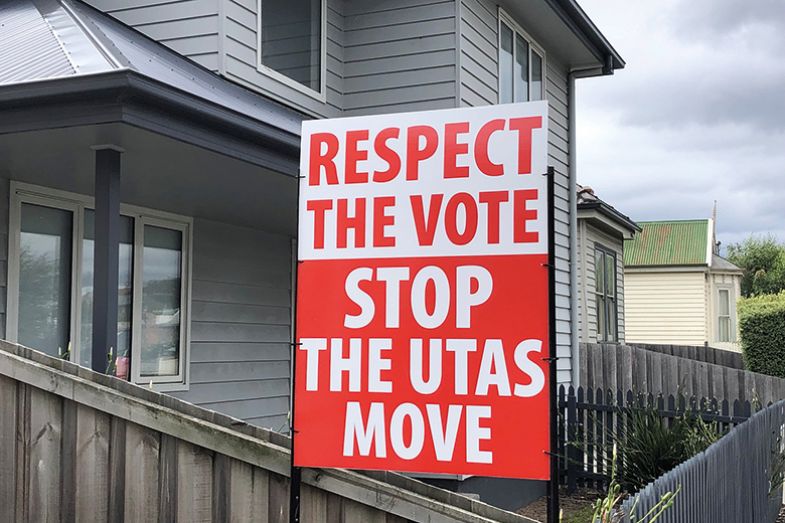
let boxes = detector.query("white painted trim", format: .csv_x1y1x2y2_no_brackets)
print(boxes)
497,7,547,104
706,218,715,267
7,181,193,391
256,0,328,102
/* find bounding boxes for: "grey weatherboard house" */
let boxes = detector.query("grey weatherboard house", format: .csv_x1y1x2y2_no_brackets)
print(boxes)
0,0,622,508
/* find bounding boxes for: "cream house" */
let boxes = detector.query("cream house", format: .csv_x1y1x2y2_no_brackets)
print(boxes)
624,219,743,351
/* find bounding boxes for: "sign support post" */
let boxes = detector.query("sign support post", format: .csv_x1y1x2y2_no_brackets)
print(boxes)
545,166,560,523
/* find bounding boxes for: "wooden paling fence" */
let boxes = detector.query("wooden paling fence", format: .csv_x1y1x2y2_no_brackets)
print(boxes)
0,341,533,523
622,400,785,523
629,343,744,370
579,342,785,405
558,385,754,492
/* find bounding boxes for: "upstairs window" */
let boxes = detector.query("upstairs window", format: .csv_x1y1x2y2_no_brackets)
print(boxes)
595,246,618,342
258,0,326,97
498,11,545,104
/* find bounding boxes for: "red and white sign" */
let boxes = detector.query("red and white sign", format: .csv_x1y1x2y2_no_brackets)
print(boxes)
294,102,551,479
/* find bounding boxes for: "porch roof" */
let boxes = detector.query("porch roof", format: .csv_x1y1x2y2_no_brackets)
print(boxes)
0,0,304,173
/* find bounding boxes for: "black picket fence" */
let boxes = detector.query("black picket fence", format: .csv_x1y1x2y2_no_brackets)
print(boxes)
557,385,755,492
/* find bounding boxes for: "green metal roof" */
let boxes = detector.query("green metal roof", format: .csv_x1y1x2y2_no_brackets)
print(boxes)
624,220,709,267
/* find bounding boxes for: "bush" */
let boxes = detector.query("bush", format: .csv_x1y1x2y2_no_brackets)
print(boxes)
739,292,785,377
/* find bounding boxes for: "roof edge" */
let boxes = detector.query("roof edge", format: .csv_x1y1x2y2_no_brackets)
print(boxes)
578,201,640,233
548,0,625,71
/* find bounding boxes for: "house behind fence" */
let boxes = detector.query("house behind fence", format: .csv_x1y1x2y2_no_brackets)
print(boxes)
622,399,785,523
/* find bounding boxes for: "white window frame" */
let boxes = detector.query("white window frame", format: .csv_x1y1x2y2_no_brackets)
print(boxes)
497,8,547,104
716,285,735,343
256,0,328,102
6,182,193,391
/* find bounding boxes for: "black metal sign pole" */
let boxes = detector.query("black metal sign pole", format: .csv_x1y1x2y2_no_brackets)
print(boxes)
545,166,560,523
289,173,302,523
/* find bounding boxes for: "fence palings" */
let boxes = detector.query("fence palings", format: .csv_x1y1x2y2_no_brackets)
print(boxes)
621,400,785,523
558,385,754,492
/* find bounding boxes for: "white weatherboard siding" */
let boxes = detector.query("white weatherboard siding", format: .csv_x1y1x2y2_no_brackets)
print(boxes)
86,0,222,71
458,0,574,383
577,224,625,343
624,271,707,346
170,218,292,431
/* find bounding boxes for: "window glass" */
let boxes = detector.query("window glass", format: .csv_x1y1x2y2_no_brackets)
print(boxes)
514,34,529,102
718,289,732,342
18,203,72,357
595,250,605,293
605,254,616,295
719,289,730,316
80,210,134,376
140,225,182,378
531,51,543,101
499,22,514,104
261,0,322,91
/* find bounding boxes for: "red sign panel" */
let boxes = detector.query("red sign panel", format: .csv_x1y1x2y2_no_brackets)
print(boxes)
294,102,551,479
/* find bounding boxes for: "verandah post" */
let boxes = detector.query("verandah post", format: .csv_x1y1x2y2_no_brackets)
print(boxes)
91,146,123,374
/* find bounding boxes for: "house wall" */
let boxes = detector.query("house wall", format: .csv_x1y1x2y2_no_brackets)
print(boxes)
624,270,708,346
577,221,625,344
82,0,579,385
85,0,222,72
169,218,292,431
341,0,458,116
706,271,742,352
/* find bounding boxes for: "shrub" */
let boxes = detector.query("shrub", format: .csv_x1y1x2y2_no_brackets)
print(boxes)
615,408,720,491
739,292,785,377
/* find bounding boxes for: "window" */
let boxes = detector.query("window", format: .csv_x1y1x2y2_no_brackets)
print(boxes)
257,0,326,98
8,183,191,389
595,247,617,342
718,288,733,342
498,11,545,104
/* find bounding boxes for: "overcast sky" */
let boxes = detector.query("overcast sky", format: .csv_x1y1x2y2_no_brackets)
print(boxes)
576,0,785,249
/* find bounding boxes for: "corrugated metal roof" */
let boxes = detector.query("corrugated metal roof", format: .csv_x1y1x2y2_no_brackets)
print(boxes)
624,220,710,267
0,0,303,135
0,0,76,85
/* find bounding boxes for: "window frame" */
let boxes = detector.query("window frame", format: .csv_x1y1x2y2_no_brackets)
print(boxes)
497,8,547,104
716,285,735,343
256,0,328,102
594,245,619,343
7,182,193,391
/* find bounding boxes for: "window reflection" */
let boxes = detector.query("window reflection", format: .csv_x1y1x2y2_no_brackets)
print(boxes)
18,204,72,357
140,225,182,377
80,210,134,377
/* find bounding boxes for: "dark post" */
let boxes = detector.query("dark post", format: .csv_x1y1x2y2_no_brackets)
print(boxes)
546,166,560,523
547,167,556,523
92,146,122,374
289,178,302,523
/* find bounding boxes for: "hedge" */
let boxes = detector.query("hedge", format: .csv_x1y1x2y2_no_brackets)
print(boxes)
739,292,785,377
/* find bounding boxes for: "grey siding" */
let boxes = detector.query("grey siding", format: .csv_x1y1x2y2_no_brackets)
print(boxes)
85,0,221,71
342,0,458,116
221,0,344,117
458,2,574,384
171,218,292,432
577,222,625,344
458,0,498,106
0,178,7,339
